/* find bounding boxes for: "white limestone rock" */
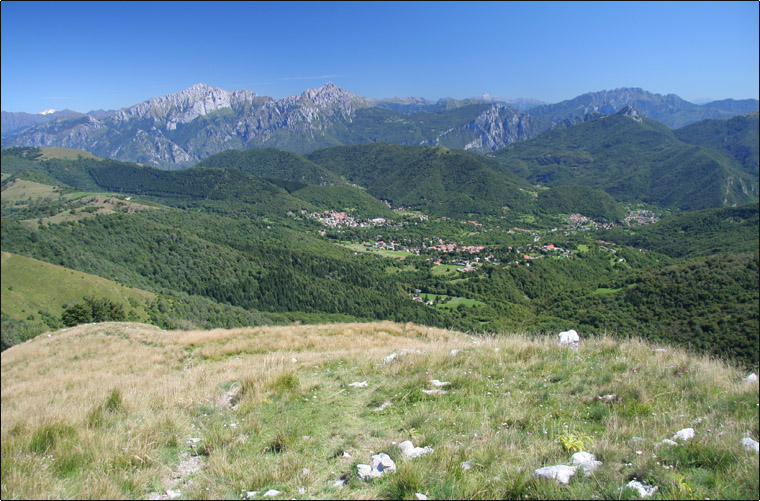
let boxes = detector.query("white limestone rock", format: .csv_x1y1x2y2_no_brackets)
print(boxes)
357,453,396,480
262,489,281,497
532,464,577,484
742,437,759,452
571,451,602,475
415,494,428,500
398,440,434,459
349,381,368,388
430,379,451,387
745,373,758,383
421,389,447,395
557,329,579,350
625,479,658,497
673,428,695,442
383,353,398,364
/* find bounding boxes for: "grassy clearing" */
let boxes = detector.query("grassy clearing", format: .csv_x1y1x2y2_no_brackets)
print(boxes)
1,322,757,499
0,179,62,204
430,264,460,277
340,243,413,259
419,293,486,309
37,147,103,162
1,251,155,325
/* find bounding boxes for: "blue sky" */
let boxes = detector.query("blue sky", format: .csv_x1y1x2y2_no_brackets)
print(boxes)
1,1,758,113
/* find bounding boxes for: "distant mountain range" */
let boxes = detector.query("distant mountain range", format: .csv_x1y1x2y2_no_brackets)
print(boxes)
2,83,757,168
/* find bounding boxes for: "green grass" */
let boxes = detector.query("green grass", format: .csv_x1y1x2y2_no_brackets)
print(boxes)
1,251,155,330
419,293,486,309
38,147,103,162
340,243,414,259
1,323,758,500
430,264,460,277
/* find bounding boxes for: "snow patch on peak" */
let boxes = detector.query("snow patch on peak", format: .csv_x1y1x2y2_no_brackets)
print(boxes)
39,109,57,115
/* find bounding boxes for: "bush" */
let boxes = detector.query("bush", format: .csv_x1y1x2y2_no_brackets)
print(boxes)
61,297,126,327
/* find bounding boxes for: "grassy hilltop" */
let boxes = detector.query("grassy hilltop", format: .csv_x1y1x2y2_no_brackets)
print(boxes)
1,322,757,500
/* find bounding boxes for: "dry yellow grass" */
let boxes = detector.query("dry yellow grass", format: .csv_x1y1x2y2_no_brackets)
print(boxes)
2,322,757,500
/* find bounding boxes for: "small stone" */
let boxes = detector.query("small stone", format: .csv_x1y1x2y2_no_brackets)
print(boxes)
291,358,297,363
557,329,579,350
374,401,392,412
571,451,602,475
673,428,695,441
262,489,281,497
745,373,758,383
298,486,306,494
415,494,428,500
533,465,576,484
333,477,347,488
398,440,434,459
349,381,368,388
741,437,759,452
460,460,472,470
384,353,398,364
450,349,461,357
246,492,258,499
598,394,616,404
165,490,182,499
421,389,447,395
430,379,451,387
659,439,678,447
625,479,658,497
343,451,352,458
301,468,311,476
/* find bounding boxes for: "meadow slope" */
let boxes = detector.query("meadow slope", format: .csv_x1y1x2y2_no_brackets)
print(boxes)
1,322,758,500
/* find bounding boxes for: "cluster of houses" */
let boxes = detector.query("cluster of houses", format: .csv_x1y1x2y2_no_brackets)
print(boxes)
306,211,402,229
624,209,657,226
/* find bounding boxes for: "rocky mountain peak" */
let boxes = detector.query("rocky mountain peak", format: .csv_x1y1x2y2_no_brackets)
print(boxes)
617,105,643,122
111,83,257,130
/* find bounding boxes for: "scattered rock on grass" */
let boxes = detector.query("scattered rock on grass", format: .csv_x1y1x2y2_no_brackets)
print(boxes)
430,379,451,387
673,428,695,441
625,479,658,497
571,451,602,475
349,381,368,388
421,389,447,395
375,401,392,412
742,437,759,452
357,453,396,480
399,440,434,459
532,465,576,484
262,489,281,497
598,394,616,404
557,329,579,350
745,373,758,384
384,353,398,364
460,460,472,470
415,493,428,500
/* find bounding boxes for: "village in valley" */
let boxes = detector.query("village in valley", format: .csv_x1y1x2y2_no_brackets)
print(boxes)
298,205,659,308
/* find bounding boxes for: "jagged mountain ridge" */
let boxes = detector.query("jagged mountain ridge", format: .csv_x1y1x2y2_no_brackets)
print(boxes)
3,83,757,168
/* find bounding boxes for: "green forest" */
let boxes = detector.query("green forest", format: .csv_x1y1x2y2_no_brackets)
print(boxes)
2,129,758,367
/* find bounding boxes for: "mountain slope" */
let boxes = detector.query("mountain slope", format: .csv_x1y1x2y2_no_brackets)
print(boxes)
529,88,759,129
674,112,759,177
4,85,756,168
307,143,532,216
491,108,759,210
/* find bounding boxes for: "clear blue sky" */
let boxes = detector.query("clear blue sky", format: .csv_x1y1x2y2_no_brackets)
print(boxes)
1,1,758,113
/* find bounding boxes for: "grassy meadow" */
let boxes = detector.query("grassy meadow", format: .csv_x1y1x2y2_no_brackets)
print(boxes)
1,321,757,500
